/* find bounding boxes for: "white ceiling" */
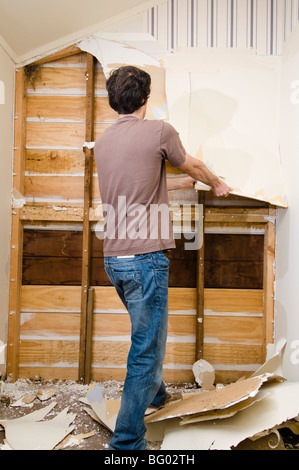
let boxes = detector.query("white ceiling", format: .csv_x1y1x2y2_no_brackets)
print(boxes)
0,0,164,63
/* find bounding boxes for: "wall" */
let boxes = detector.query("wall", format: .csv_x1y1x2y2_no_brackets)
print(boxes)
275,23,299,381
0,45,14,348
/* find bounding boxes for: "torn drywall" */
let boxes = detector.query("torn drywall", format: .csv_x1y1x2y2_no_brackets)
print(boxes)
79,36,287,207
77,36,168,121
83,383,120,433
160,380,299,450
0,402,76,450
163,47,288,208
145,373,277,425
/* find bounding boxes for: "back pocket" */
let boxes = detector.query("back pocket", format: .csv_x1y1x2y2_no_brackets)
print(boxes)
112,269,143,302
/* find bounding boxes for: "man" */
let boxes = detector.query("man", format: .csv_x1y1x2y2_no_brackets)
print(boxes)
94,66,231,450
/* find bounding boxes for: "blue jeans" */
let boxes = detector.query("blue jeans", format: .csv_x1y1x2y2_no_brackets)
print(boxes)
104,251,170,450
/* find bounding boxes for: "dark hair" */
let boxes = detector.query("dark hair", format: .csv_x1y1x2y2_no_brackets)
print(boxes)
106,66,151,114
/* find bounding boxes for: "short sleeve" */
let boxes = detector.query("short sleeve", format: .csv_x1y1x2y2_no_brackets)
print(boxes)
160,121,186,168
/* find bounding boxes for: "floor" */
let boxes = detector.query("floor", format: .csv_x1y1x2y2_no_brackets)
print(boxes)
0,378,196,451
0,378,298,451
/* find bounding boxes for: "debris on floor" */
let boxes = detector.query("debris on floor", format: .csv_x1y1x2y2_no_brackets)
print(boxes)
81,383,121,433
145,337,299,450
192,359,215,391
0,338,299,450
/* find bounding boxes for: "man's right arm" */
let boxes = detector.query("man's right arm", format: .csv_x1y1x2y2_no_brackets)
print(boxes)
178,153,232,197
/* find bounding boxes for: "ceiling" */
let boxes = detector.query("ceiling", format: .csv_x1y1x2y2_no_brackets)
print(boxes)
0,0,164,63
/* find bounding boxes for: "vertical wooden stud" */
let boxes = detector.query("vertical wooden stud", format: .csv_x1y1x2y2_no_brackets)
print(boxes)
6,67,26,381
195,193,205,361
78,53,95,383
262,206,276,360
84,287,95,385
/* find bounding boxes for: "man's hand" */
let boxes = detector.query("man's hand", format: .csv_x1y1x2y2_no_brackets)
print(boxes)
178,154,232,198
211,178,232,197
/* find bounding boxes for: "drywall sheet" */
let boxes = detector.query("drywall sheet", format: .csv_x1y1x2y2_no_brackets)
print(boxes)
163,48,288,207
160,380,299,450
0,402,76,450
77,36,168,121
145,374,274,425
84,383,120,433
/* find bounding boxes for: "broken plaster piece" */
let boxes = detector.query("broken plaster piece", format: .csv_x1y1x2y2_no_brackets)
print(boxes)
55,431,95,449
161,380,299,450
11,393,37,408
83,141,95,149
0,402,76,450
11,188,26,209
251,338,287,379
145,374,272,425
192,359,215,390
85,383,120,433
36,388,57,401
0,341,6,364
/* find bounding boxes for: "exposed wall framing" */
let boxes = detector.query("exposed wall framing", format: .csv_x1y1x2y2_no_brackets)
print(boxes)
7,47,276,385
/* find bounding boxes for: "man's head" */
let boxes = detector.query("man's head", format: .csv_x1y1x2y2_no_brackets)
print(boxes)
106,66,151,115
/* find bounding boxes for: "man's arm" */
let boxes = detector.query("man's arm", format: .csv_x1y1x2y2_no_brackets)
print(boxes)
167,175,195,191
178,153,232,197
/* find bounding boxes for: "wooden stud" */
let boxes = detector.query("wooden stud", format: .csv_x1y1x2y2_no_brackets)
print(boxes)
6,67,27,381
84,287,95,384
78,53,95,383
262,206,276,359
196,193,205,361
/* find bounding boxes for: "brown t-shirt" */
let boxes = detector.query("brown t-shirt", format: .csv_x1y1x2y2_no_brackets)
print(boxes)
94,115,186,256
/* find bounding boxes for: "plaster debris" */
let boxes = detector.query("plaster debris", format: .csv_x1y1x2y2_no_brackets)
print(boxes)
83,383,120,433
0,402,76,450
145,373,278,425
145,339,299,450
55,430,95,449
11,188,26,209
0,341,6,365
11,393,37,408
10,388,56,407
192,359,215,390
160,380,299,450
83,141,95,149
36,388,57,401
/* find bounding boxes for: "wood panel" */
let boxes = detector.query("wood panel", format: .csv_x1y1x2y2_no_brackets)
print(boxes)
27,66,87,92
204,316,263,344
203,343,263,366
19,284,264,383
25,149,85,174
18,339,196,369
26,121,110,149
26,122,85,148
26,95,86,121
22,230,264,289
95,97,118,122
21,285,196,314
205,234,264,289
21,286,263,315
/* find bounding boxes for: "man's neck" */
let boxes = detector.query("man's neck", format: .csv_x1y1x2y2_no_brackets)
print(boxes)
118,103,147,120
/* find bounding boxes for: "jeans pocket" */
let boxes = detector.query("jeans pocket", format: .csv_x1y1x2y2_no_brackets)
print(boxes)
155,251,171,269
112,269,143,302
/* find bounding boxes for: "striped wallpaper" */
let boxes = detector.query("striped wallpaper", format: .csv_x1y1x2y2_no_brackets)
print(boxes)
147,0,299,54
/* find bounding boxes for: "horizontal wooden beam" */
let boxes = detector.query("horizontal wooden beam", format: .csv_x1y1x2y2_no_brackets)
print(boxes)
32,45,82,65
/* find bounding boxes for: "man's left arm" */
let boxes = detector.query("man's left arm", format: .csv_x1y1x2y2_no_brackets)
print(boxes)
167,175,195,191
